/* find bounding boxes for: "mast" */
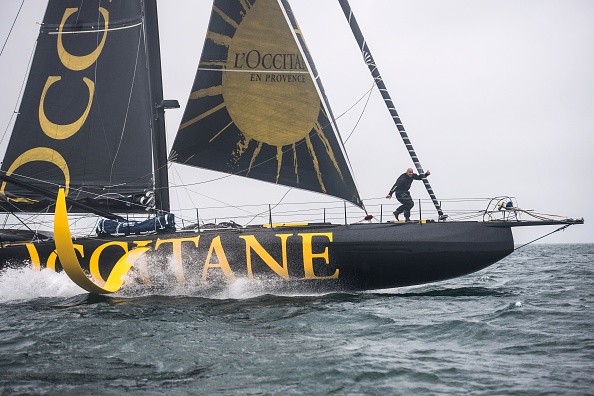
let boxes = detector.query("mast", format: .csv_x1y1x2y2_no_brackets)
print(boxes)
143,0,172,213
338,0,446,220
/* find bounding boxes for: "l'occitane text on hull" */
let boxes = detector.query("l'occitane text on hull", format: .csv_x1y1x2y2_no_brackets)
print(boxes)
9,231,338,284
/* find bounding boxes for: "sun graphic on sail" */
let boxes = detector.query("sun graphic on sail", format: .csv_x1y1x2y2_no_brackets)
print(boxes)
171,0,361,206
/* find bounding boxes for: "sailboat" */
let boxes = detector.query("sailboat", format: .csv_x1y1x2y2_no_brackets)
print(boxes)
0,0,583,294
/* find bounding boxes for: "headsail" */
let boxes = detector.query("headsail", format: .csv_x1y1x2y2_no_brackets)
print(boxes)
170,0,362,208
0,1,156,213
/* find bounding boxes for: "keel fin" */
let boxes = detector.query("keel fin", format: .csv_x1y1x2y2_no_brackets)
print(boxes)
54,188,144,294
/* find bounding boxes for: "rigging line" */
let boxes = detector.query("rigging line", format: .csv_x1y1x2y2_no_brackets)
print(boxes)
169,166,190,215
1,170,150,213
345,82,374,144
169,165,255,216
159,157,237,192
0,29,36,147
166,168,233,188
513,224,571,251
518,209,567,219
0,201,48,240
362,196,491,202
244,188,292,227
0,0,25,57
334,81,376,124
109,23,143,189
270,188,292,210
194,198,359,210
170,81,374,190
170,189,211,228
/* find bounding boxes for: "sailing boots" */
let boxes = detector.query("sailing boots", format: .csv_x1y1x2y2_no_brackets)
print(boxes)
393,210,403,221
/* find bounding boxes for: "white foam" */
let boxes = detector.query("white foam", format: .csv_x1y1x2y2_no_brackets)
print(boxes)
0,267,86,302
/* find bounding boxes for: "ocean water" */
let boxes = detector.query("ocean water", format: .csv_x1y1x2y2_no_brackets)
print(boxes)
0,244,592,395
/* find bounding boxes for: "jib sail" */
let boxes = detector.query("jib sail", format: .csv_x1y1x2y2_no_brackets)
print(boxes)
170,0,362,208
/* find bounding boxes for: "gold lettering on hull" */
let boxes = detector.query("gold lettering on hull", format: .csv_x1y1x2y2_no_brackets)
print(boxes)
90,241,128,284
47,244,84,271
202,236,234,282
299,232,338,279
23,243,84,271
18,232,338,284
131,241,153,284
240,234,291,279
25,244,41,271
155,236,201,284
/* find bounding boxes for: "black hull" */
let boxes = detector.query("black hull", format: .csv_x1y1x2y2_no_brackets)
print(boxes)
0,221,513,292
335,222,513,290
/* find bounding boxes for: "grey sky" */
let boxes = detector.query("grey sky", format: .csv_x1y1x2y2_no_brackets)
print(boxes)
1,1,592,244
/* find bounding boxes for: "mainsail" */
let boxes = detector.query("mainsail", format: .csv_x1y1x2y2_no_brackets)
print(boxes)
0,1,156,213
170,0,362,208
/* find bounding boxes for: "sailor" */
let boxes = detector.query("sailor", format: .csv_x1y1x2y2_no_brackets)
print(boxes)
385,168,430,222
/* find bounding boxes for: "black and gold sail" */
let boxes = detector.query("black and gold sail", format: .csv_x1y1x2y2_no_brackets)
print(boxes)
0,1,154,213
171,0,362,208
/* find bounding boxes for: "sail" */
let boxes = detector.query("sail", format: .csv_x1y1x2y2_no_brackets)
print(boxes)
0,1,155,213
170,0,362,208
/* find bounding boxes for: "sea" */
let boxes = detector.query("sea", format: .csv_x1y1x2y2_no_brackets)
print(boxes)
0,244,592,395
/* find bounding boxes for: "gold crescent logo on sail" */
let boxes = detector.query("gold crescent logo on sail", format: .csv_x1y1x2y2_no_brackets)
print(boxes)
58,7,109,71
0,147,71,198
39,76,95,140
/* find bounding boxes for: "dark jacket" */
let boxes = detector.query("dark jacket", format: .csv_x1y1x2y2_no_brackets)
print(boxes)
388,172,428,196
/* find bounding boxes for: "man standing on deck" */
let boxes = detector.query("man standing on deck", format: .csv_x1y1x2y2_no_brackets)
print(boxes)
386,168,431,222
